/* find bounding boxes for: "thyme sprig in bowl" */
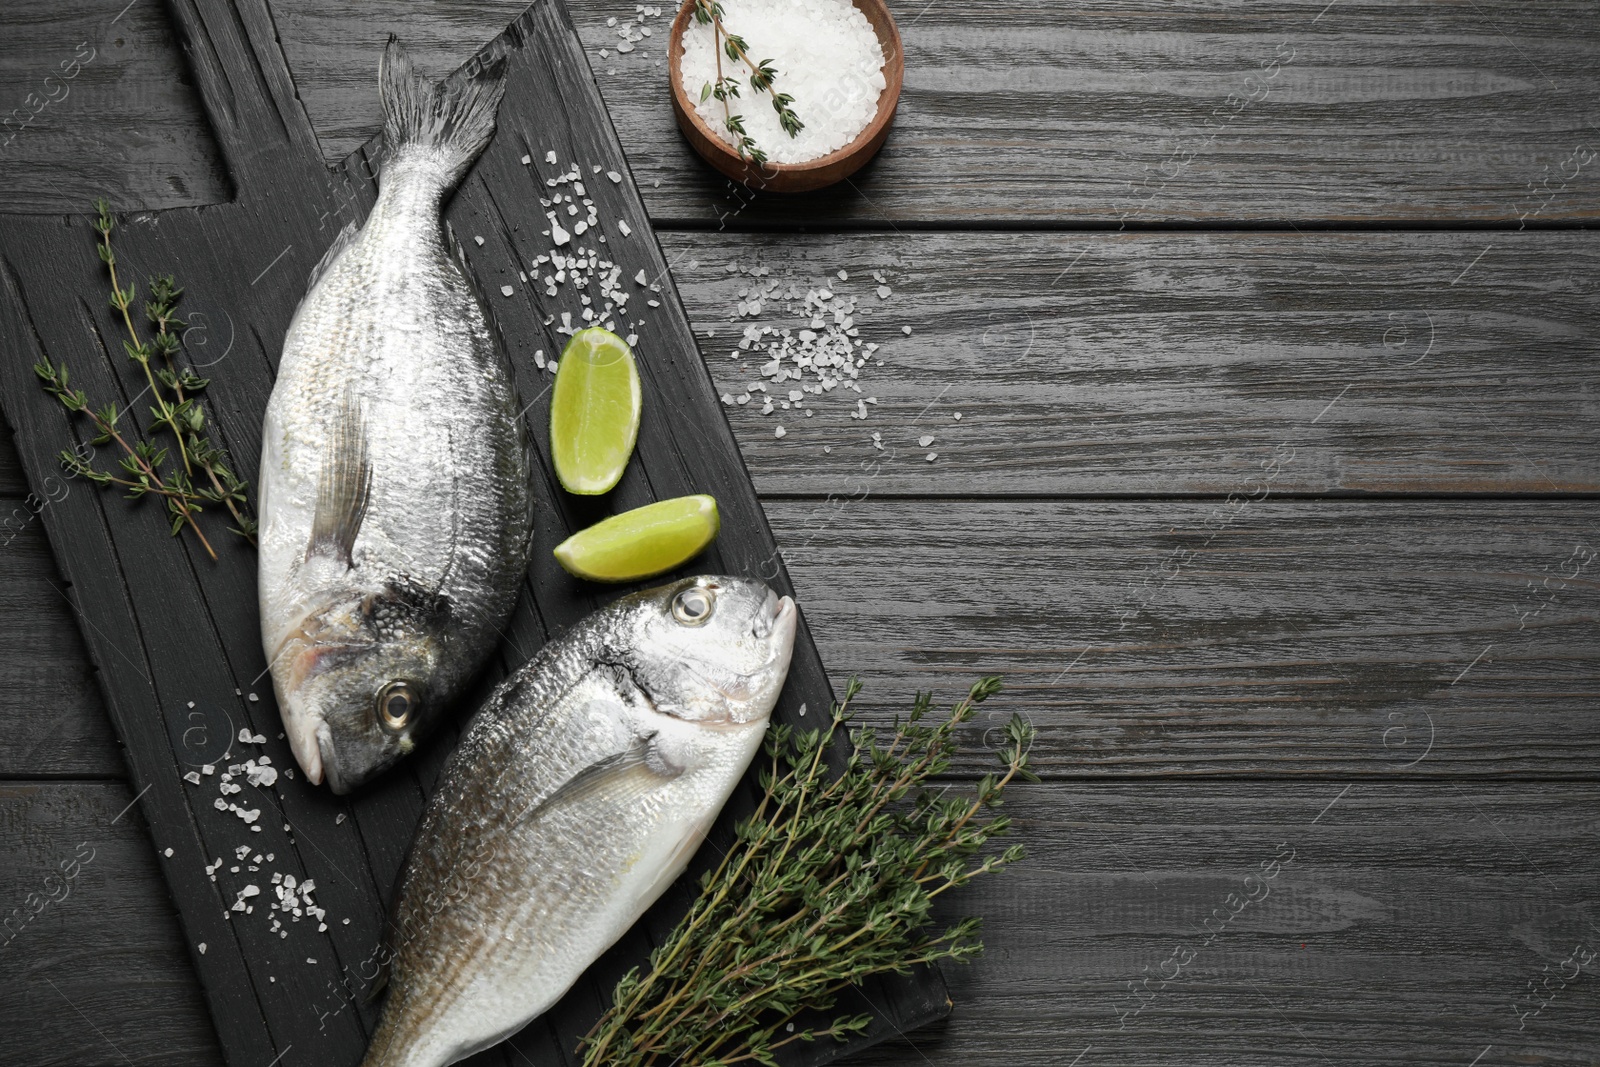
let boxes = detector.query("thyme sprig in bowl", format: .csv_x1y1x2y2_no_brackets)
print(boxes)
667,0,905,193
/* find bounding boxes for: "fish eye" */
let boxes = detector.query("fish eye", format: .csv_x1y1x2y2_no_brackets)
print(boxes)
671,586,716,626
375,680,419,733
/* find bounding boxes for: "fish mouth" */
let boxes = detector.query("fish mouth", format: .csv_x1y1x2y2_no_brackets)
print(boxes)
711,594,796,717
768,595,797,647
752,591,797,642
316,722,349,795
281,697,326,787
274,642,330,787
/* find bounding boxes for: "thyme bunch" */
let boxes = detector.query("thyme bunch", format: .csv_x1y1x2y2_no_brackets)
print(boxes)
32,200,257,559
693,0,804,163
581,677,1034,1067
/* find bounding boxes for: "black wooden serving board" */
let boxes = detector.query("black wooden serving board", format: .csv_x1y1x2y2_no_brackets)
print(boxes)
0,1,948,1064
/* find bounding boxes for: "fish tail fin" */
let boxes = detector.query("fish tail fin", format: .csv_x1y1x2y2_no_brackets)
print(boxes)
379,35,507,188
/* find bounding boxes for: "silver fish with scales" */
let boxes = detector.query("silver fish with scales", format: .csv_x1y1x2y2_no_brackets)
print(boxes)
258,39,532,793
361,576,798,1067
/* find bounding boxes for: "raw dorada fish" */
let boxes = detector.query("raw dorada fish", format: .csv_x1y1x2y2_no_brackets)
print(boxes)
258,39,533,793
361,577,798,1067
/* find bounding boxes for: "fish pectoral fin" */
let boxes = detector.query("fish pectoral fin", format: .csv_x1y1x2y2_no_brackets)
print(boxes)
518,735,680,829
307,391,373,567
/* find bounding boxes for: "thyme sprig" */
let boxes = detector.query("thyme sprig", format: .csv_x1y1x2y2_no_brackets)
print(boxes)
693,0,804,164
32,200,257,558
581,676,1034,1067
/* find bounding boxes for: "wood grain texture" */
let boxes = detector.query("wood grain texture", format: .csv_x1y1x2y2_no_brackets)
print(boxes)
0,782,223,1066
666,230,1600,495
271,0,1600,225
0,0,944,1063
5,497,1596,780
6,780,1598,1066
774,499,1600,778
0,0,229,212
8,227,1599,499
0,510,122,778
854,781,1600,1066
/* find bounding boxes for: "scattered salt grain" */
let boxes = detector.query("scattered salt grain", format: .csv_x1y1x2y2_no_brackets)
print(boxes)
876,285,891,299
184,771,201,785
247,692,259,702
679,0,886,165
607,170,623,183
501,285,515,297
164,847,174,857
546,150,558,164
199,943,206,954
474,235,485,246
837,270,848,280
336,813,347,825
774,425,786,438
926,452,938,462
902,326,912,335
953,412,963,420
618,220,632,237
919,435,934,447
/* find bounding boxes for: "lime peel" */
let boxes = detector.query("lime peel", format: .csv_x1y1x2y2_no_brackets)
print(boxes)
550,327,642,496
554,495,721,583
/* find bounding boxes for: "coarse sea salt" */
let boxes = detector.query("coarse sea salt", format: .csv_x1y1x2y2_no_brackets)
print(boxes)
679,0,885,165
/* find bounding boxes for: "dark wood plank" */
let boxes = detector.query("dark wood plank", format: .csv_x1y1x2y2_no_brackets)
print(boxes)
270,0,1600,225
6,498,1597,780
0,782,222,1066
775,499,1600,778
12,226,1598,499
0,0,229,212
664,230,1600,495
0,502,122,778
854,782,1600,1066
8,779,1600,1065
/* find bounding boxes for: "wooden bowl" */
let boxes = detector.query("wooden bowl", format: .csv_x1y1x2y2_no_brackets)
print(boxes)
666,0,904,194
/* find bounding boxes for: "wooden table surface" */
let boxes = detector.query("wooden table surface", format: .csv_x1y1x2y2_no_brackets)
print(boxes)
2,1,1598,1064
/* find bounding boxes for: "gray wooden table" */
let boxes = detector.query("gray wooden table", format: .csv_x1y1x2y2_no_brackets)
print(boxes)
2,1,1598,1064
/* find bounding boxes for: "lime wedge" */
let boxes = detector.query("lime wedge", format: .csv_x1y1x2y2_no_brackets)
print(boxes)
554,495,721,582
550,327,642,495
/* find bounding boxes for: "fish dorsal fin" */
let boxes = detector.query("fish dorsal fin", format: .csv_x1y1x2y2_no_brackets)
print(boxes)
307,392,373,567
305,221,359,292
